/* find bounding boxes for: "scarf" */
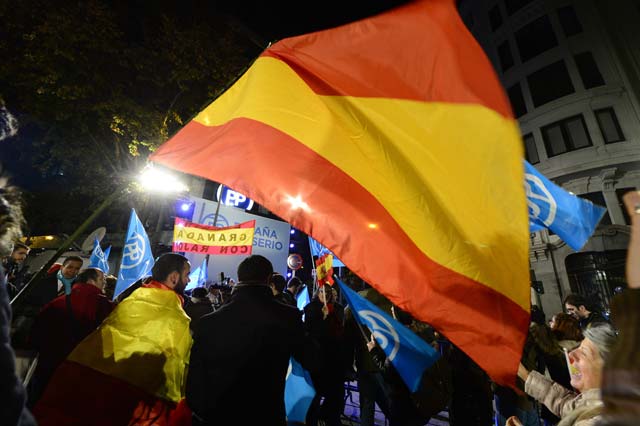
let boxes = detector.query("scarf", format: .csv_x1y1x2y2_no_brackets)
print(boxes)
57,270,74,295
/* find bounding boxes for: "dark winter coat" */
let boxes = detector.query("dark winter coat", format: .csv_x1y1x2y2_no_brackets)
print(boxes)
187,284,309,426
0,265,36,426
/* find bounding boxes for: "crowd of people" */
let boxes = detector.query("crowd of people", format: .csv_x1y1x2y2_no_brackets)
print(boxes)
1,175,639,426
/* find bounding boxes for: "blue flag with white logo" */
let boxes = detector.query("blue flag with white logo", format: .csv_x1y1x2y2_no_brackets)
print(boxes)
337,278,440,392
89,238,111,274
186,258,208,292
296,285,310,311
114,209,155,299
284,357,315,423
525,161,606,251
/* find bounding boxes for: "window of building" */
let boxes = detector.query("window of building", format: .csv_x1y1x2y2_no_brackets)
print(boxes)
557,6,583,37
523,133,539,164
498,41,514,72
574,52,605,89
527,60,575,107
505,0,534,15
595,108,625,143
579,192,611,225
508,83,527,117
489,5,503,31
515,16,558,62
541,114,592,156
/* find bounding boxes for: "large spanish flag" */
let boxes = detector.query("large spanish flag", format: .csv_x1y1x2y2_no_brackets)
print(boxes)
34,286,192,425
151,0,529,386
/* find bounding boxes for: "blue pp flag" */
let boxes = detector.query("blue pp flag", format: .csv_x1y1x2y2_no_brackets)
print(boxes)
525,161,606,251
186,258,208,291
284,357,315,423
89,238,111,274
296,285,310,311
308,236,345,267
338,278,440,392
114,209,154,299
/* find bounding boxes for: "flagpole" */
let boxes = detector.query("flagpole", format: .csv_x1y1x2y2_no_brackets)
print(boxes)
11,186,127,306
204,184,224,283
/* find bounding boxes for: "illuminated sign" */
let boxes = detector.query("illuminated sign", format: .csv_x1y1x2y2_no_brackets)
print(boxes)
216,185,254,210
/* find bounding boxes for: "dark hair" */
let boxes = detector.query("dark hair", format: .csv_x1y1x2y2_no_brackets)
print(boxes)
192,287,208,299
530,305,546,325
270,273,286,293
63,255,83,265
237,255,273,284
151,253,189,282
12,242,29,252
287,277,302,290
552,313,583,341
76,268,103,284
563,293,593,311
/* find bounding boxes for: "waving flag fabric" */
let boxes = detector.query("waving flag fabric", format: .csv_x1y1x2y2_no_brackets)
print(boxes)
89,238,111,274
33,287,192,425
525,161,606,251
186,258,209,292
114,209,154,299
315,253,334,286
151,0,529,386
339,279,440,391
284,357,316,423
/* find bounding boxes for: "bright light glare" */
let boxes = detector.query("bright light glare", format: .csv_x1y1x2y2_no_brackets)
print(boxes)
180,203,191,212
290,229,295,235
44,235,55,240
368,223,378,229
139,168,188,193
285,195,310,211
289,243,295,248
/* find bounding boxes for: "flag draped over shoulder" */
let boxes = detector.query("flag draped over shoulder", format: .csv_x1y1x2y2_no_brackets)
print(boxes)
151,0,529,386
33,287,192,425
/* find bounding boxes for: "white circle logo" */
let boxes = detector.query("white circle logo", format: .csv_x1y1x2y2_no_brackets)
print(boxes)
360,310,400,361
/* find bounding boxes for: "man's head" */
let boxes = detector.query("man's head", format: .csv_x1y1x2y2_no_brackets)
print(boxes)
76,268,106,290
60,256,83,279
10,242,29,264
151,253,191,294
237,255,273,285
269,273,286,295
287,277,302,293
564,294,592,319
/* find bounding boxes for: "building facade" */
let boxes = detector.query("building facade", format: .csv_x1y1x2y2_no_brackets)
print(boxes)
459,0,640,316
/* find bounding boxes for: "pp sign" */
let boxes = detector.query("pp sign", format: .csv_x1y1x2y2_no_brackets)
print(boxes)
217,185,254,210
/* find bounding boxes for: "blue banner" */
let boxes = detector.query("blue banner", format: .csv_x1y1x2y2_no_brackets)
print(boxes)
337,278,440,392
284,357,315,423
525,161,606,251
89,238,111,274
296,285,310,311
114,209,154,299
186,258,208,292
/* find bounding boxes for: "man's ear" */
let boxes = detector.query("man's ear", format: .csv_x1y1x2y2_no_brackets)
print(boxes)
167,271,179,287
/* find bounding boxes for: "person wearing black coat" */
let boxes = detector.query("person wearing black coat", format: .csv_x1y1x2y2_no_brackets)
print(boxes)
186,255,311,426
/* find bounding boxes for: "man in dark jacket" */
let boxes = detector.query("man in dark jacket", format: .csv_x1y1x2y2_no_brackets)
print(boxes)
29,267,114,404
11,256,83,349
187,255,309,426
564,293,609,330
184,287,214,332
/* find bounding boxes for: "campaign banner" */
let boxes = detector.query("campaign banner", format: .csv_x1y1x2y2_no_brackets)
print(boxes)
172,218,255,255
184,196,291,280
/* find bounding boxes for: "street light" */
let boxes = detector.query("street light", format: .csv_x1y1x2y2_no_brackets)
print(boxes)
11,166,188,306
